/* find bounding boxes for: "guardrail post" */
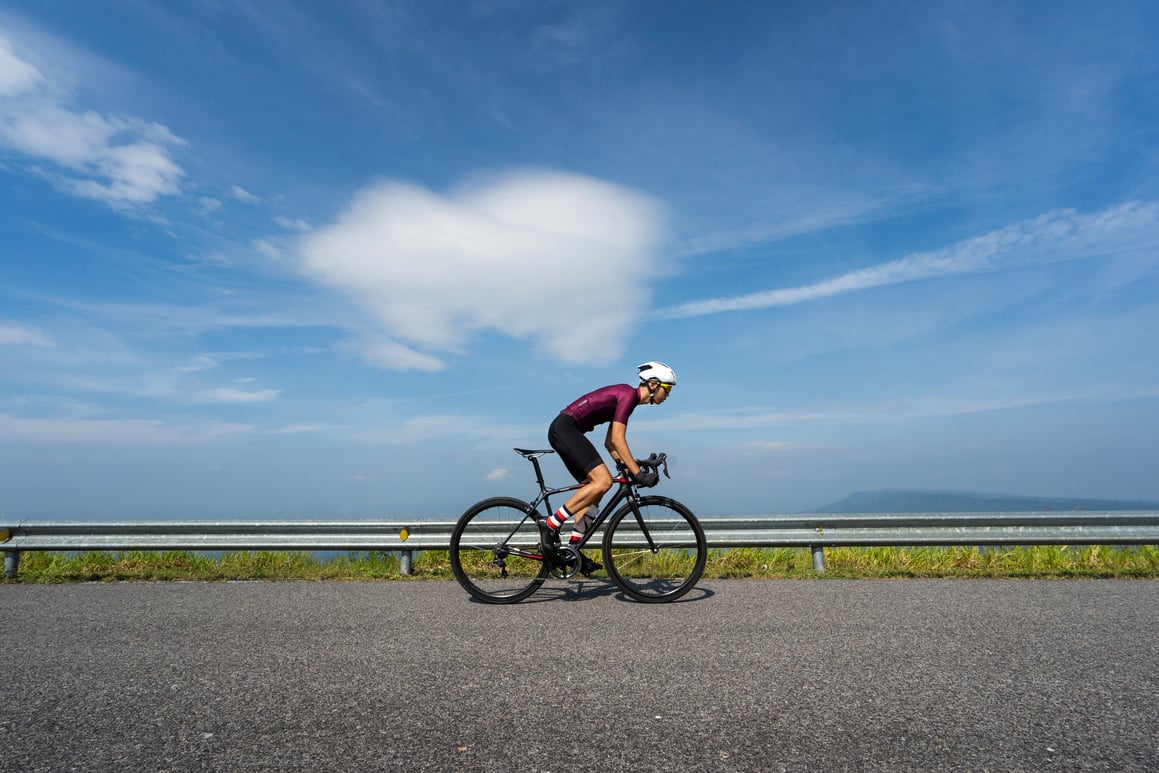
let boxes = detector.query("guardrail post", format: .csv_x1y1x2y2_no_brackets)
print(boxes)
811,546,825,572
400,551,413,576
3,551,18,579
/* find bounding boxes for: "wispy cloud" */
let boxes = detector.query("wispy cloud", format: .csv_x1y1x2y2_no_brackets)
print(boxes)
0,413,252,445
640,383,1159,434
274,216,311,231
657,201,1159,319
298,169,667,370
0,29,42,94
3,327,288,405
190,387,279,404
134,351,284,404
0,32,186,207
266,423,339,435
252,238,281,259
230,185,260,203
742,441,795,453
0,322,55,347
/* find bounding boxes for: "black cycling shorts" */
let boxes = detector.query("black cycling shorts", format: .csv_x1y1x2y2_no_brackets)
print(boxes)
548,413,604,483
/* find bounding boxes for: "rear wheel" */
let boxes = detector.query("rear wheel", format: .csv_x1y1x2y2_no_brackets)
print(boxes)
450,497,549,604
602,496,706,603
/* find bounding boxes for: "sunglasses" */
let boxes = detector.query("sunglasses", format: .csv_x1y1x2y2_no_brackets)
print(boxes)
657,382,675,391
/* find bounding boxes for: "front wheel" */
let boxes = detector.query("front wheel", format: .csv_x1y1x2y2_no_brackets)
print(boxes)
602,496,706,603
450,497,549,604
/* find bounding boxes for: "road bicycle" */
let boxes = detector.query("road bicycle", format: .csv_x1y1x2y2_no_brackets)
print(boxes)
450,449,706,604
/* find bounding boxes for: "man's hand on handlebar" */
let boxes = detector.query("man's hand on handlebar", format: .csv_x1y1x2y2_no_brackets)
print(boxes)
617,452,669,485
633,469,660,488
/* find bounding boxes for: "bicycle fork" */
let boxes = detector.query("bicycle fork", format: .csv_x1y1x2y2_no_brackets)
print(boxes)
628,494,662,555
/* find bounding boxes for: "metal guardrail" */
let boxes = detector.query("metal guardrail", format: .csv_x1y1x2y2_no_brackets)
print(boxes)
3,511,1158,577
0,520,448,577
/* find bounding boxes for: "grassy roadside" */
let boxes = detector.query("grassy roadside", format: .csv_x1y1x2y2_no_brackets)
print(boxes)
4,545,1158,583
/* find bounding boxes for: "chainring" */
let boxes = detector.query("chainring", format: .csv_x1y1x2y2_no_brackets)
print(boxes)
549,544,582,579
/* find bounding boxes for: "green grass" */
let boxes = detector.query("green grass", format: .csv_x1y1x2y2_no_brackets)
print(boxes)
724,544,1159,579
4,544,1157,583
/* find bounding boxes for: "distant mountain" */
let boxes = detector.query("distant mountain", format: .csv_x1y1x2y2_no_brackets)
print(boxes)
810,489,1159,514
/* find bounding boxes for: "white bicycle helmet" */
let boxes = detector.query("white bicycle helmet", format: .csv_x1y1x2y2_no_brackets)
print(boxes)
637,361,676,385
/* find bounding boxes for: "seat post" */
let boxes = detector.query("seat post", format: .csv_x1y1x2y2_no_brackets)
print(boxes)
529,455,547,490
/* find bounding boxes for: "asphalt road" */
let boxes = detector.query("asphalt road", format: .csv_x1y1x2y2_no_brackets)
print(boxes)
3,579,1156,772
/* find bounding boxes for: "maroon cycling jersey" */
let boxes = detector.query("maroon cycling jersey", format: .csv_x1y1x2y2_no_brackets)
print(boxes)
560,384,640,433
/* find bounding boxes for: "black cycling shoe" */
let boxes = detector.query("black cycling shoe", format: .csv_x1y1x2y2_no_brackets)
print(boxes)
578,553,603,577
537,518,560,556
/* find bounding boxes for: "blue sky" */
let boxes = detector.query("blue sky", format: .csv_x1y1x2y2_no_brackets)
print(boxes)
2,1,1158,519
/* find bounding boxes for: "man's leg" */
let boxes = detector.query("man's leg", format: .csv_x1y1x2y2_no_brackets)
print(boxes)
547,464,612,532
551,467,611,576
568,503,604,576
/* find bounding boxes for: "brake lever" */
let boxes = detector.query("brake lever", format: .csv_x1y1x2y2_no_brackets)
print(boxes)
643,452,670,479
633,453,670,479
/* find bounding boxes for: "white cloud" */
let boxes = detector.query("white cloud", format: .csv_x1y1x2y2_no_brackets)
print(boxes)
644,383,1159,436
298,169,667,370
743,441,794,453
0,32,42,95
0,413,252,445
4,337,286,406
657,201,1159,319
198,196,222,214
274,215,311,231
353,338,445,372
192,387,279,404
0,322,55,347
231,185,260,202
167,353,280,403
336,403,537,448
485,468,510,481
0,33,186,207
267,423,337,435
253,238,281,259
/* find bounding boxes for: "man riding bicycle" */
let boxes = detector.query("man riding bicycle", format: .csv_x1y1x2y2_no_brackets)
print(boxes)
542,361,676,576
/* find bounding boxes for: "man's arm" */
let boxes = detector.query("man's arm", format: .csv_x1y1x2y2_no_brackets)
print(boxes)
605,421,638,476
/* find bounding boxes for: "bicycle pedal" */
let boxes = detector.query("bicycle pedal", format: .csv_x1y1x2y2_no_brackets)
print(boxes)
579,555,602,577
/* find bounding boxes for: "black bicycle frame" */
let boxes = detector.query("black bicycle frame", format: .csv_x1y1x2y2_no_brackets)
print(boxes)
518,453,656,558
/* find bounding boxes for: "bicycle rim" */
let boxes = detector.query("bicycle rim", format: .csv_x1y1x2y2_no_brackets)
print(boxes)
450,497,549,604
602,496,706,603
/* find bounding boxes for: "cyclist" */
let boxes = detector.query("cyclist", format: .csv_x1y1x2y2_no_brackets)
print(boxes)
542,361,676,576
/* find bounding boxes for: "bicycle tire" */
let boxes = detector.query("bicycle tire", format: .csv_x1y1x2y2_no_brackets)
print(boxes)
450,497,549,604
602,496,706,603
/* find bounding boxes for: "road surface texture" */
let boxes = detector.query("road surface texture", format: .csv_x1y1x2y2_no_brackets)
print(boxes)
3,579,1156,771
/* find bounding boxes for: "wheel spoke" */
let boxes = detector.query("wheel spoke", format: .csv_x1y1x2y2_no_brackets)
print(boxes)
603,497,706,603
450,498,549,603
